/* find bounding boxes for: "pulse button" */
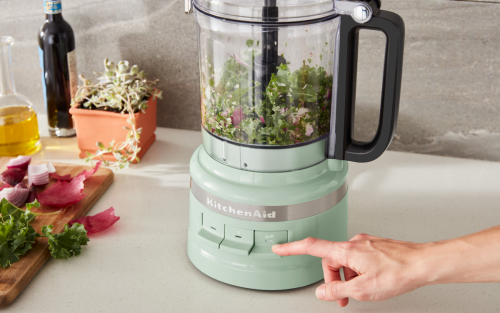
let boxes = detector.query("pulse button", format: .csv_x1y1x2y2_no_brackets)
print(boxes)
250,231,288,259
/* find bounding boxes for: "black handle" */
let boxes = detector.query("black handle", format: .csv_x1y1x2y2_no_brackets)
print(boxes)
328,10,405,163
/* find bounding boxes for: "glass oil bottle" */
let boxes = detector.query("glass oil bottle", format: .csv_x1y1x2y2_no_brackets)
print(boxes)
0,36,41,156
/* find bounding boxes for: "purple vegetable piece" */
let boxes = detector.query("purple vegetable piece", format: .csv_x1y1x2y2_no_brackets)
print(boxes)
28,164,50,187
37,175,85,208
69,207,120,235
26,184,38,204
0,183,29,207
259,116,266,124
1,168,26,186
7,156,32,171
230,107,245,127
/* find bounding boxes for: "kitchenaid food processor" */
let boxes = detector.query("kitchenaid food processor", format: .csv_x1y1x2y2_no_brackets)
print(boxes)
186,0,405,290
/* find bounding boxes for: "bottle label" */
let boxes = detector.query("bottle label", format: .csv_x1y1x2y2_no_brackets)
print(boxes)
67,50,78,100
44,0,62,14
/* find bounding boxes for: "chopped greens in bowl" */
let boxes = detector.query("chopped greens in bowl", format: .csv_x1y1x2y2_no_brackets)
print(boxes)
201,52,333,146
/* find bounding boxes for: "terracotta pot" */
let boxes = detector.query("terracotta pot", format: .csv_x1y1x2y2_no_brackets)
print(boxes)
69,97,157,162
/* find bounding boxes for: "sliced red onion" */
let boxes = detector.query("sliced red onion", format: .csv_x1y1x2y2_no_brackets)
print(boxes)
0,183,29,207
0,184,12,191
28,164,50,187
7,156,32,171
46,162,56,173
1,168,26,186
233,53,249,67
26,184,37,204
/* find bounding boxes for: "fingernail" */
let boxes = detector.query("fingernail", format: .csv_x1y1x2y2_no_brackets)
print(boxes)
316,285,326,300
271,244,281,251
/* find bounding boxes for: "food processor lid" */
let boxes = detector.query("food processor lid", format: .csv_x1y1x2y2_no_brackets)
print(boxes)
193,0,337,22
192,0,381,23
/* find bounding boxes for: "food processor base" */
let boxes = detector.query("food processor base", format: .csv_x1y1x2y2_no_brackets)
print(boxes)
187,146,348,291
188,195,348,290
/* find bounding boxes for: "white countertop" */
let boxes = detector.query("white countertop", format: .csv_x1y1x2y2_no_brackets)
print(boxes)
5,122,500,312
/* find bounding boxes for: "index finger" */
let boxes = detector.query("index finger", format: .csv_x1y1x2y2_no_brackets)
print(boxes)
272,237,345,261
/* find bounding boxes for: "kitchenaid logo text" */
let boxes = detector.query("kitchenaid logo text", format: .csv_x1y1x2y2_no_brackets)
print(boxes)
207,198,276,219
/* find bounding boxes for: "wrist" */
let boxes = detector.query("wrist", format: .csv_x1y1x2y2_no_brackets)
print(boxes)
417,239,464,286
411,226,500,287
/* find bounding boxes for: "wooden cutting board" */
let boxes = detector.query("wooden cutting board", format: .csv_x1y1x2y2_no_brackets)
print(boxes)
0,159,114,308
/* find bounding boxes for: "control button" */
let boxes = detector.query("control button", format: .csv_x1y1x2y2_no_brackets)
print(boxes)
197,214,224,248
220,226,254,255
250,231,288,259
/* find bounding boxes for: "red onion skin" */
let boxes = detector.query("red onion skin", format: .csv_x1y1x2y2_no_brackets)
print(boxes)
37,175,86,208
69,207,120,235
49,173,72,181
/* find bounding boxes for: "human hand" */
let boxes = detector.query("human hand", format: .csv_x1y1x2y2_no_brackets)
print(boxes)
272,234,430,307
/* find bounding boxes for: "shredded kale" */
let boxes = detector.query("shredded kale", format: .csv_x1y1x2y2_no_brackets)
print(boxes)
202,51,333,146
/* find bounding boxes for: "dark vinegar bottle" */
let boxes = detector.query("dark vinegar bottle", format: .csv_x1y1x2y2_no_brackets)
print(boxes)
38,0,77,137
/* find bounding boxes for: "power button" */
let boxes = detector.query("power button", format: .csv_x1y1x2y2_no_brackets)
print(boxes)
250,231,288,259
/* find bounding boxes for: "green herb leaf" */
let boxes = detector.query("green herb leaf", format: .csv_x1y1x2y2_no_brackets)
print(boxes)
26,200,41,212
0,243,19,268
97,142,106,150
42,223,89,260
0,199,86,268
0,199,38,268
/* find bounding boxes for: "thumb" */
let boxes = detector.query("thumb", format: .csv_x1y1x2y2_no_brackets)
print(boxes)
316,280,354,302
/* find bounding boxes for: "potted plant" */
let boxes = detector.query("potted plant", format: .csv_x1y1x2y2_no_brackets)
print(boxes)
70,59,162,169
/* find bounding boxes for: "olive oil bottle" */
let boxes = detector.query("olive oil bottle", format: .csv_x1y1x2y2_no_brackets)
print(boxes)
0,36,41,157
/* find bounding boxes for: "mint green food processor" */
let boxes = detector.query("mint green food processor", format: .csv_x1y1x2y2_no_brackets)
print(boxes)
185,0,405,290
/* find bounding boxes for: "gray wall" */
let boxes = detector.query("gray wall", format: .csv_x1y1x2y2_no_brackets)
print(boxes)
1,0,499,161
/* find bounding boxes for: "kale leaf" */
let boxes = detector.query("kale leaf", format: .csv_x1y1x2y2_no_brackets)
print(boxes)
0,199,38,268
0,198,89,268
41,223,89,259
